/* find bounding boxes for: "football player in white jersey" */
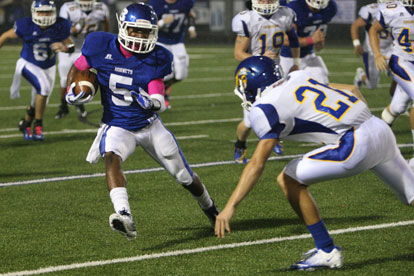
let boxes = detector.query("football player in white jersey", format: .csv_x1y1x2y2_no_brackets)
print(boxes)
215,56,414,270
55,0,109,120
370,0,414,146
232,0,300,164
351,0,393,91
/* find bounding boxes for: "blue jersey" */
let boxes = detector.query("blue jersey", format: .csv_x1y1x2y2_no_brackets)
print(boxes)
148,0,194,45
14,17,71,69
280,0,337,58
81,32,173,131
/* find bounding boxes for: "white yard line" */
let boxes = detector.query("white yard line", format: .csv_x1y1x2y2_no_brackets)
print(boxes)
1,220,413,276
0,117,240,138
0,93,234,112
0,154,302,188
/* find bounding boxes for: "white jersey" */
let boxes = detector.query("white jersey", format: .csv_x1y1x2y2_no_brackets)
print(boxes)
358,3,392,56
232,7,296,62
59,1,109,51
377,1,414,61
249,71,372,144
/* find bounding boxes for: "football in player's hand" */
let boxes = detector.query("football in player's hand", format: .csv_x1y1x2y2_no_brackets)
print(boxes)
72,70,99,98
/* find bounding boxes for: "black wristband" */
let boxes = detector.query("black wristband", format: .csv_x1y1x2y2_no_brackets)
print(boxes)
67,44,75,53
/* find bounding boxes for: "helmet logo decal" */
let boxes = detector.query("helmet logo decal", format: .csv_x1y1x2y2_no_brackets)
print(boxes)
236,67,249,92
119,7,128,22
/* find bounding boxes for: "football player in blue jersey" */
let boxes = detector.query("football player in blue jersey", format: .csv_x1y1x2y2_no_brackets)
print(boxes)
215,56,414,270
0,0,73,141
64,2,219,240
280,0,337,84
147,0,197,109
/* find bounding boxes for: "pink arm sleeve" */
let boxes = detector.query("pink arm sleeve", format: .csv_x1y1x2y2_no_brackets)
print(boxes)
74,54,91,71
148,78,165,96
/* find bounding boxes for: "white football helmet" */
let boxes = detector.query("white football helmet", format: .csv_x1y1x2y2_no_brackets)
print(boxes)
377,0,395,3
401,0,414,7
31,0,56,27
76,0,95,12
252,0,280,15
117,3,158,54
305,0,330,10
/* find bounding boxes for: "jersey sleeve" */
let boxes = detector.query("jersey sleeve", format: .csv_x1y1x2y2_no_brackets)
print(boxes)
232,12,250,37
358,5,370,23
81,32,111,67
325,0,338,22
250,104,285,140
81,32,107,57
58,18,72,40
376,5,388,28
59,3,69,19
154,47,173,79
97,2,110,19
282,7,296,31
14,18,30,38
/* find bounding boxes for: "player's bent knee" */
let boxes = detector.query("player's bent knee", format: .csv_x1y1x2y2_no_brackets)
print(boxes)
176,168,193,186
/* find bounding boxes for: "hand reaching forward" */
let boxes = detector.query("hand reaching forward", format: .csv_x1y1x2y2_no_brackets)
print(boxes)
215,206,235,238
374,54,388,72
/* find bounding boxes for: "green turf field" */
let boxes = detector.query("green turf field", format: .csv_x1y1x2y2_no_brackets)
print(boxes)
0,45,413,275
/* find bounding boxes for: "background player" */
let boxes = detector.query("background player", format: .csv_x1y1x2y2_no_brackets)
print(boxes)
280,0,337,84
55,0,109,120
0,0,72,141
147,0,197,109
215,56,414,270
351,0,394,92
232,0,300,164
370,0,414,150
65,3,219,239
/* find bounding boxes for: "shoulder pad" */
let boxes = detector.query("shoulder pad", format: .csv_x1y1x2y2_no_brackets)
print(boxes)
82,32,114,57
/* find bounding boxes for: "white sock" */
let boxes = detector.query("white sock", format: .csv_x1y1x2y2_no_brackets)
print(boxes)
109,187,131,215
193,184,213,210
381,108,396,125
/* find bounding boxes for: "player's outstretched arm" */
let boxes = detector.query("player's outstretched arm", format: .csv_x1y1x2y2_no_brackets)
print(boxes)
188,9,197,39
51,37,75,53
350,17,366,56
215,138,276,238
369,20,387,71
0,28,18,49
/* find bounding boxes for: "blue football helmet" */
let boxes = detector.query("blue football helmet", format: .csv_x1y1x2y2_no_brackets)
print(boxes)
31,0,56,27
234,56,283,110
305,0,329,10
252,0,280,15
117,3,158,54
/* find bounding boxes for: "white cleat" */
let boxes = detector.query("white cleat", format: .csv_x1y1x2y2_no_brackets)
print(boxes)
109,212,137,240
354,67,365,89
290,247,343,271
